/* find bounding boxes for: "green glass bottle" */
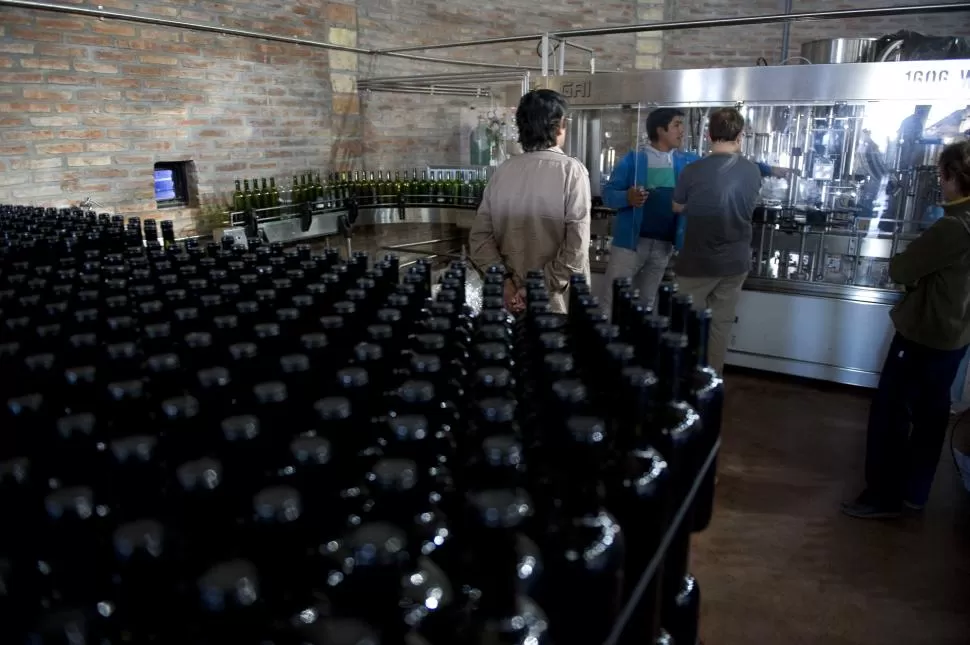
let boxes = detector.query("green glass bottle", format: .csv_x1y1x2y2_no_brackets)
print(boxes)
394,171,403,200
249,177,259,208
232,179,245,212
292,175,302,207
242,178,253,210
259,178,269,209
269,177,280,207
448,170,460,205
314,174,323,204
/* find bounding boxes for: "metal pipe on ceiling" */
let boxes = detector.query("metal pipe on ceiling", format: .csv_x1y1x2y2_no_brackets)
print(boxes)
779,0,793,63
360,71,528,84
373,2,970,53
0,0,567,72
550,2,970,38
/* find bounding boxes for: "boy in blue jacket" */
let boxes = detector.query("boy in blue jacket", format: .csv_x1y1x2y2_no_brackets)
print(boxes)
600,108,772,314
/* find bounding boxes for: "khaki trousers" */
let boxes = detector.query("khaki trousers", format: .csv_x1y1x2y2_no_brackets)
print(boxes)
676,272,747,374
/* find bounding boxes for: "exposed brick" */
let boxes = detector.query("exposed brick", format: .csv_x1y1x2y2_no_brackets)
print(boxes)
93,22,136,37
2,130,54,141
0,72,45,83
35,142,86,154
29,116,80,127
10,28,61,42
0,43,35,54
326,3,357,26
60,129,105,140
74,61,120,74
17,158,64,170
0,118,27,127
86,142,129,152
139,55,179,66
67,156,114,167
48,75,97,85
0,173,30,188
22,89,74,101
0,103,51,113
20,58,72,71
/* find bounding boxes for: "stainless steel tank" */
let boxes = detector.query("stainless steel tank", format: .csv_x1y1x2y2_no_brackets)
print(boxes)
799,38,878,64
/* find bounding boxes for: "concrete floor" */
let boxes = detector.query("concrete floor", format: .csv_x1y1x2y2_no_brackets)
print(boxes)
692,371,970,645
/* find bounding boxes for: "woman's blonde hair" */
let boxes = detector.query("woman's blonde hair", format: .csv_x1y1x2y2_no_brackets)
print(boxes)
939,140,970,196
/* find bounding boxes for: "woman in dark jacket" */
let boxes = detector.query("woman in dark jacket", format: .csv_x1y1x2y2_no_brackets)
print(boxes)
844,140,970,519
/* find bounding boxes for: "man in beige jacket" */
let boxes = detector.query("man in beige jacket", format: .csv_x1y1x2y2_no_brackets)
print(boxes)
469,89,591,314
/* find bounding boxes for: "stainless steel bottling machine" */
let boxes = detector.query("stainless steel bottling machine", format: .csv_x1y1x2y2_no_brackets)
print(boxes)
539,54,969,387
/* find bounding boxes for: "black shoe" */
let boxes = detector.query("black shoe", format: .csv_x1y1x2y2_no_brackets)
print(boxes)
841,490,902,520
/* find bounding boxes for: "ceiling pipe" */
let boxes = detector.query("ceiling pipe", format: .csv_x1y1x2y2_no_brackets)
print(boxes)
373,2,970,53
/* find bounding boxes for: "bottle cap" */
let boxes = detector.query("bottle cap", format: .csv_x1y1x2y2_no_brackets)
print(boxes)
253,382,287,405
538,332,568,351
229,342,259,360
369,458,418,492
44,486,96,521
315,396,352,421
593,323,621,342
64,365,96,386
354,342,383,362
397,380,435,404
478,398,517,423
185,331,213,349
292,294,314,309
334,301,356,316
410,353,441,374
0,457,30,486
320,315,345,330
551,378,587,404
534,315,566,331
475,366,511,389
301,333,329,350
253,322,281,339
366,324,393,342
147,353,180,373
425,316,451,332
107,379,144,401
197,367,230,389
290,436,331,466
477,324,509,342
221,415,260,442
346,523,409,568
253,486,302,523
56,413,96,440
606,342,636,363
236,300,259,315
280,354,311,374
621,366,657,390
176,458,222,491
644,314,670,331
110,435,158,464
543,352,574,374
275,308,299,323
113,519,165,562
566,416,607,445
469,488,533,528
377,308,402,324
161,395,200,420
662,331,689,349
482,435,524,468
198,559,260,611
336,367,368,388
387,414,429,442
212,315,238,330
415,333,446,352
475,342,508,363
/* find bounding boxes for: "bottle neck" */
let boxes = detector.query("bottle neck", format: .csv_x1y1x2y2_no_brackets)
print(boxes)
658,344,682,402
691,316,711,369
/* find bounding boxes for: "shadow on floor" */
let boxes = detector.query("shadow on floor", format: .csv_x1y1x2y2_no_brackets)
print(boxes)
693,371,970,645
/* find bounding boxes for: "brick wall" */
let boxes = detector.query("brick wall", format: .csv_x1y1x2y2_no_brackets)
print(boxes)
0,0,356,236
664,0,970,69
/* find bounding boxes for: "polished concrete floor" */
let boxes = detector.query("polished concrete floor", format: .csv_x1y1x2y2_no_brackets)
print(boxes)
692,371,970,645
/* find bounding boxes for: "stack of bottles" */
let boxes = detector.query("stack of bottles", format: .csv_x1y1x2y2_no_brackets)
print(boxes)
0,204,722,645
232,169,489,213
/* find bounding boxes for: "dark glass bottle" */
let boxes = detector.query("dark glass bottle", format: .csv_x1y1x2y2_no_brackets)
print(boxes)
686,308,723,533
536,416,625,645
461,489,550,645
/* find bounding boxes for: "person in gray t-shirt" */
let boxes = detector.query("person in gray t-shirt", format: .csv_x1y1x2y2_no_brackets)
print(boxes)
672,107,763,373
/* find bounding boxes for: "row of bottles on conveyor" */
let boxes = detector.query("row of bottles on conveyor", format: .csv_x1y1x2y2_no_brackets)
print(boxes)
0,204,722,645
231,169,489,212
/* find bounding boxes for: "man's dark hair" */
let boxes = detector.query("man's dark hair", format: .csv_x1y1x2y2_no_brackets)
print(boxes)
516,89,568,152
646,108,685,142
707,107,746,143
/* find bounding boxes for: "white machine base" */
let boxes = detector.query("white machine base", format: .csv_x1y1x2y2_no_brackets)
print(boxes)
725,289,896,389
